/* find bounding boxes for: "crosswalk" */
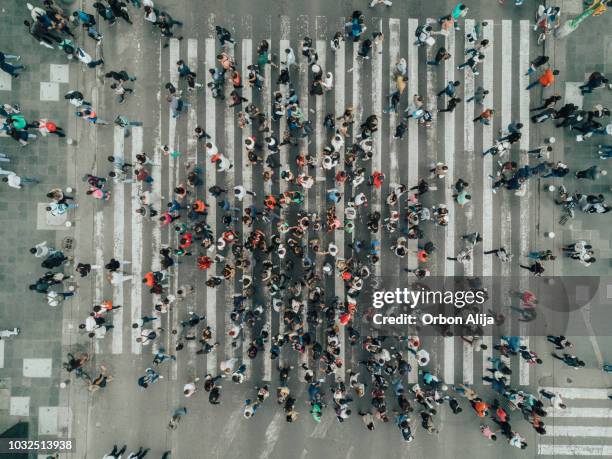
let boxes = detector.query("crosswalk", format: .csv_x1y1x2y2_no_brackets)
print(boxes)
538,387,612,456
85,15,544,388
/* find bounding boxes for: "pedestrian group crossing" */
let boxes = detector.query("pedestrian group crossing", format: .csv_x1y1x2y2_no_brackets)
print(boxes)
85,14,558,396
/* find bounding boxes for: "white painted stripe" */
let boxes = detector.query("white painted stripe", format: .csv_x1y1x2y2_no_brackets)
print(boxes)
0,70,12,92
481,20,494,383
262,37,273,383
406,18,418,383
130,127,143,354
442,28,456,386
241,38,253,379
204,37,218,374
499,20,512,285
222,40,236,361
111,126,125,355
351,41,361,251
539,387,612,399
548,407,612,418
518,20,531,386
0,340,4,368
538,444,612,456
544,425,612,437
462,19,475,385
372,19,383,198
388,18,400,189
334,28,347,383
167,38,180,378
315,38,329,379
187,39,198,163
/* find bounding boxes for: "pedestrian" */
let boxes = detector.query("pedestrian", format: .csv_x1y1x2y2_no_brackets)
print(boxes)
126,447,149,459
437,80,460,98
0,52,25,78
427,47,451,66
526,68,559,90
216,26,235,46
575,166,606,181
519,261,545,276
466,86,489,105
103,445,127,459
2,172,38,188
474,108,495,125
525,55,549,75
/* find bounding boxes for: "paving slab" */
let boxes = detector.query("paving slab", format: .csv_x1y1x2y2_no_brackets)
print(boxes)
36,203,69,230
0,72,11,91
39,82,59,102
49,65,70,84
9,396,30,416
22,358,53,378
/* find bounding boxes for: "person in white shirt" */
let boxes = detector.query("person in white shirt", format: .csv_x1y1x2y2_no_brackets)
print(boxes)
29,241,56,258
282,47,297,67
2,172,38,188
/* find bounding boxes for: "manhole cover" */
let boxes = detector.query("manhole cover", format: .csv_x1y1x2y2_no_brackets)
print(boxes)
62,237,75,252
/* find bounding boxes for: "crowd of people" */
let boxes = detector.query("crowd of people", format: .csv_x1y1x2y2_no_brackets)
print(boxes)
2,1,610,457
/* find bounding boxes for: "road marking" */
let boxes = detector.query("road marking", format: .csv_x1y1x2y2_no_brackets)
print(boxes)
442,26,457,386
547,407,612,418
112,126,125,355
333,29,347,383
481,20,494,384
406,18,418,383
130,127,143,354
204,37,218,375
187,39,198,163
518,19,531,386
240,38,253,380
538,444,612,456
262,37,273,382
168,38,180,378
222,37,236,361
462,19,475,385
315,37,329,379
539,387,612,399
544,425,612,437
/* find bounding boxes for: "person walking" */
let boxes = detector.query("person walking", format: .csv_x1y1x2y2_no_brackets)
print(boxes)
526,68,559,90
1,172,38,188
0,52,25,78
575,166,606,181
103,445,127,459
466,86,489,105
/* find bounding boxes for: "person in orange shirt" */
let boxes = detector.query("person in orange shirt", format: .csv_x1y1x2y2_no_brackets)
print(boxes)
526,68,559,90
472,399,490,417
143,271,155,287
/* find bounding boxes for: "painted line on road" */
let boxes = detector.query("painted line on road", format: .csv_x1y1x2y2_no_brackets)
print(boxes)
547,407,612,418
481,20,494,384
544,425,612,437
518,19,531,386
538,444,612,456
539,387,611,399
111,126,125,355
204,37,218,375
442,26,456,386
130,127,144,354
406,17,418,383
